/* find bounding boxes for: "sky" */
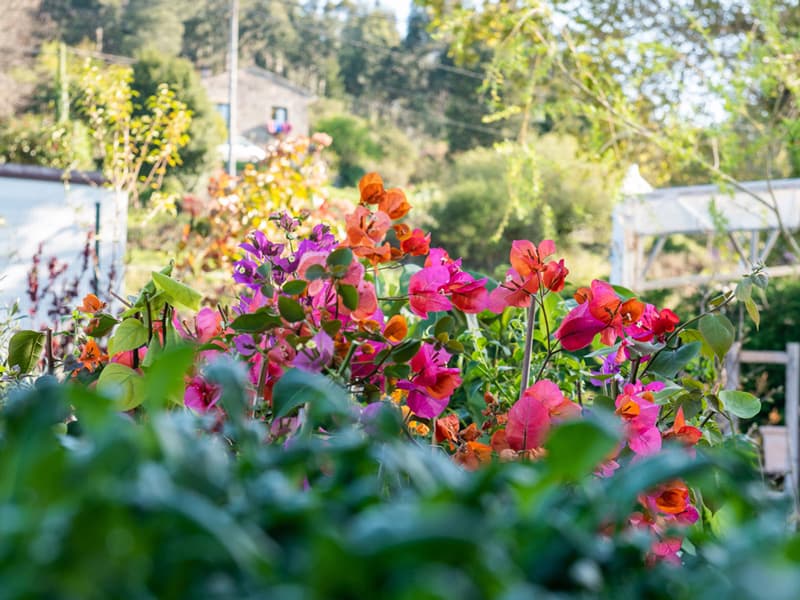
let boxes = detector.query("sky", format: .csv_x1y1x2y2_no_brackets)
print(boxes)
377,0,412,35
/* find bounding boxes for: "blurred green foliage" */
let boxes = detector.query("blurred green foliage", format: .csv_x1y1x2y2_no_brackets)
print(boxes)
1,358,799,599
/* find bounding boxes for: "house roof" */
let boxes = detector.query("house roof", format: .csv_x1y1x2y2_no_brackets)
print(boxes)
203,66,316,100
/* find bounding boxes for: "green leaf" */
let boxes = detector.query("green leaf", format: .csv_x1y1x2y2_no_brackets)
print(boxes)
647,342,701,378
85,313,119,337
152,271,202,312
545,417,620,481
108,318,149,356
282,279,308,296
434,315,454,337
735,278,752,302
272,368,350,421
611,284,637,300
337,284,359,311
142,344,196,408
229,310,282,333
326,247,353,268
305,264,327,280
718,390,761,419
391,340,421,363
8,330,45,375
96,363,144,411
698,314,735,359
744,298,760,329
278,296,306,322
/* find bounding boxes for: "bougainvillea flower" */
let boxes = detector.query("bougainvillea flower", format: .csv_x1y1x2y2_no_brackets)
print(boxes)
398,227,431,256
398,344,462,419
435,413,461,446
454,441,493,470
293,330,334,373
378,188,411,219
554,302,607,351
358,172,385,204
232,258,262,288
650,538,683,566
111,347,147,369
409,344,462,401
644,480,693,516
383,314,408,343
509,239,556,278
77,293,106,314
184,376,222,413
615,382,663,455
397,380,451,420
79,339,108,372
505,380,577,451
351,280,379,321
542,259,569,292
488,268,539,312
408,266,452,318
663,407,703,447
447,271,489,313
344,206,392,248
506,388,551,451
239,230,283,260
555,280,646,350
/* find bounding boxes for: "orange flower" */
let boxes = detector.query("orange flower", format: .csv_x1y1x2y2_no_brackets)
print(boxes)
653,481,691,514
378,188,411,219
435,413,460,445
79,339,108,372
358,172,385,205
384,314,408,343
455,441,493,470
78,293,106,314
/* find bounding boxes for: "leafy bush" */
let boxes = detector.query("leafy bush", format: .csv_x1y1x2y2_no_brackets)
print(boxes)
312,111,417,187
0,359,798,599
0,114,94,171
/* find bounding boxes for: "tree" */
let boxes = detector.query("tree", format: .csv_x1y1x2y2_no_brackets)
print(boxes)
131,50,225,190
423,0,800,258
0,0,46,118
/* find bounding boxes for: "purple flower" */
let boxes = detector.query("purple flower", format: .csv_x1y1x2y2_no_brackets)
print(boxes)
293,330,334,372
234,333,258,357
233,258,261,287
270,210,300,233
240,230,284,260
590,351,623,387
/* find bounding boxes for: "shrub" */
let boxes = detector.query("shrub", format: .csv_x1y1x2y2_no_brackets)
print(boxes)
0,114,94,171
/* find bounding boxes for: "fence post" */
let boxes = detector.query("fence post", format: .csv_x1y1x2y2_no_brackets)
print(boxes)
786,343,800,496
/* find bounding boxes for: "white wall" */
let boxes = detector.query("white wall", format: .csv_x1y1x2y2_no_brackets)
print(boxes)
0,171,127,329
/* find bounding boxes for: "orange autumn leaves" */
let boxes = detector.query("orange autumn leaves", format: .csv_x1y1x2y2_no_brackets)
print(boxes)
342,173,429,265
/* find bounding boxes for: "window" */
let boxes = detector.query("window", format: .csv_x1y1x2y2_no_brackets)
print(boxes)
271,107,288,126
215,103,230,124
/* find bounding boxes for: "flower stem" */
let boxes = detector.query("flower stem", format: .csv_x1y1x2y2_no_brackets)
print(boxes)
519,296,538,398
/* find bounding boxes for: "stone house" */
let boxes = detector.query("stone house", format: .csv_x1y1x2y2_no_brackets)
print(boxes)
202,66,316,142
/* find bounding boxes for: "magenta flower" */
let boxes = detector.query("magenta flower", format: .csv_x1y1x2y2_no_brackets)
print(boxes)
408,266,452,318
184,376,222,413
615,382,663,456
506,380,580,450
399,343,462,419
446,271,489,313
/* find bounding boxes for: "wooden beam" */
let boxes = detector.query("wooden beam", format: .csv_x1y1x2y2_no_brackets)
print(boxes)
740,350,789,365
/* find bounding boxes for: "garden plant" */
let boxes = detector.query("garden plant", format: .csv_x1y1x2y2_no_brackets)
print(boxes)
2,172,797,599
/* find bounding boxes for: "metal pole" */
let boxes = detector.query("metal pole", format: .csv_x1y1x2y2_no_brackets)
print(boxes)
786,342,800,497
227,0,239,177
